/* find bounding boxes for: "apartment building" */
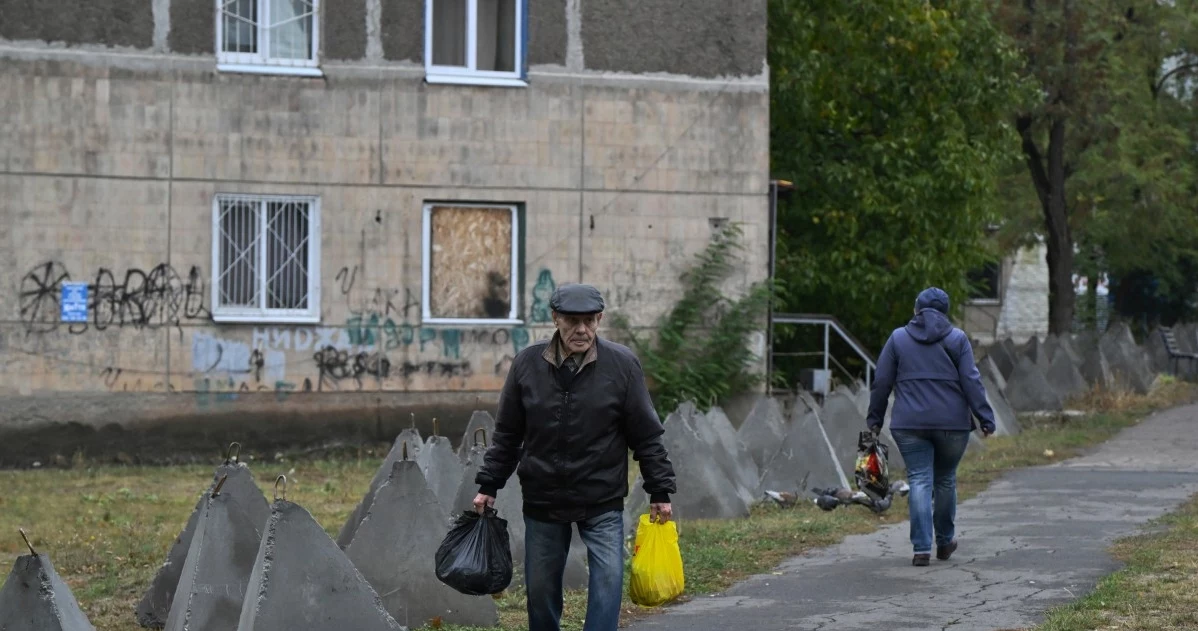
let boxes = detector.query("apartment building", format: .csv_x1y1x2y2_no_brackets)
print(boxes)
0,0,770,461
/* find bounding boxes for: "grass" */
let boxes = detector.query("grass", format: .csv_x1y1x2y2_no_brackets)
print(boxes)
1,381,1194,631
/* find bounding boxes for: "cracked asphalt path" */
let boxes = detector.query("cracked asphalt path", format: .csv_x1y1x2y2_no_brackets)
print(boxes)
628,404,1198,631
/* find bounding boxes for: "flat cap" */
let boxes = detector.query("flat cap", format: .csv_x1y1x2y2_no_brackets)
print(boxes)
549,283,605,315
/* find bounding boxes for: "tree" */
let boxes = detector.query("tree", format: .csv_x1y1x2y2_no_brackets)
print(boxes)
769,0,1028,353
995,0,1198,333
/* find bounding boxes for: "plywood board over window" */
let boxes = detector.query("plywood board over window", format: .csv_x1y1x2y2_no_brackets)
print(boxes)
422,203,521,324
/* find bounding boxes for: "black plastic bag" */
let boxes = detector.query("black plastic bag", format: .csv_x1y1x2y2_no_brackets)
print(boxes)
434,508,513,596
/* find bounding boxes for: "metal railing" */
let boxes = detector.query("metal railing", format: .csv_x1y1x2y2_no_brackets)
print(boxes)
770,313,878,390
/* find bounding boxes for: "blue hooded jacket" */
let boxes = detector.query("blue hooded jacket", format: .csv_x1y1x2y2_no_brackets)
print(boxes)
867,288,996,434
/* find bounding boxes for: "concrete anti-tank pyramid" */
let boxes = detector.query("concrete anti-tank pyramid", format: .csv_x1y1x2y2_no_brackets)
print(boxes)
818,387,869,478
418,422,465,515
345,461,498,628
236,481,404,631
693,406,759,504
137,445,269,629
0,531,95,631
757,396,848,495
478,454,589,589
164,475,265,631
451,429,491,514
736,397,787,470
457,411,496,463
661,403,750,519
337,427,424,548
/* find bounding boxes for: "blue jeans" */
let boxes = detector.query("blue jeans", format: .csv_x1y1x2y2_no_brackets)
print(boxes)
891,429,971,555
524,510,624,631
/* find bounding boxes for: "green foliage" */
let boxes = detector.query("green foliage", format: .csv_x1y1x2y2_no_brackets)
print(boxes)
995,0,1198,327
769,0,1030,350
610,224,775,418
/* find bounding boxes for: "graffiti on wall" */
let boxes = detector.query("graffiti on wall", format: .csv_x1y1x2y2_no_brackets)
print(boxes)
530,269,556,323
14,261,569,397
19,261,208,335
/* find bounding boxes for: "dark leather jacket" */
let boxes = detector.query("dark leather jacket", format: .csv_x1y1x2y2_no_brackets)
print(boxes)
476,335,676,522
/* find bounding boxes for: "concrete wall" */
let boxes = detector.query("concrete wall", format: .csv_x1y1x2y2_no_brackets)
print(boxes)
0,0,770,462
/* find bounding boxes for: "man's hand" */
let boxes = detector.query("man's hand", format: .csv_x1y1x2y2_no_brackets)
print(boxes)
473,493,495,514
869,425,882,436
649,502,673,524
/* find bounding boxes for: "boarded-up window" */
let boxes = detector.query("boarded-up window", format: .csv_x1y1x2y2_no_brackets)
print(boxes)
422,203,519,322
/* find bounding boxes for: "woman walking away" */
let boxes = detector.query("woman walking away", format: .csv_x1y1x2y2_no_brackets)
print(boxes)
867,287,996,567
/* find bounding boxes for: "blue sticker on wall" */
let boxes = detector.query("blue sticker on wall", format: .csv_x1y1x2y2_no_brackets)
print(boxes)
61,282,89,323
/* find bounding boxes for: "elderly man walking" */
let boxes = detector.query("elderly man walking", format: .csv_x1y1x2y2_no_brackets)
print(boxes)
474,283,676,631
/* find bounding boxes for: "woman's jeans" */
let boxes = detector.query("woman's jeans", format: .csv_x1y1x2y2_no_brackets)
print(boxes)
891,429,971,555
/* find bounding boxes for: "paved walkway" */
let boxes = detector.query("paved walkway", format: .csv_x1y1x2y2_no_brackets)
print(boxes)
630,404,1198,631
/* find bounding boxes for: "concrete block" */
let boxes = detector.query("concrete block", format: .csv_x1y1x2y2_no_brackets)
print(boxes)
1044,347,1090,404
1100,322,1155,394
1041,334,1060,363
1055,334,1084,366
489,469,588,589
345,461,498,628
452,443,488,515
661,405,750,519
165,479,265,631
1022,335,1048,367
337,429,423,548
818,387,867,478
1073,331,1099,353
564,530,590,591
1147,327,1173,374
137,461,269,629
1049,332,1087,368
0,548,95,630
1178,323,1198,353
236,499,404,631
493,472,527,565
623,475,650,538
756,399,848,494
1005,355,1063,412
850,381,870,417
419,435,465,515
692,406,759,504
457,411,496,462
986,339,1018,381
1081,345,1116,390
735,397,787,471
978,355,1007,393
981,376,1020,436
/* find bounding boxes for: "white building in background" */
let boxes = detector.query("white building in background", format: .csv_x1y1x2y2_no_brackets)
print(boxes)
962,243,1051,345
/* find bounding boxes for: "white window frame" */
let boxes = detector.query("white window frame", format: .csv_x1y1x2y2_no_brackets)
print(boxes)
424,0,527,88
422,202,522,325
211,193,322,324
215,0,323,77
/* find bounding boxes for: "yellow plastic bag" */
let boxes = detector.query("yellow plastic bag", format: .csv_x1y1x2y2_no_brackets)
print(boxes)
628,514,685,607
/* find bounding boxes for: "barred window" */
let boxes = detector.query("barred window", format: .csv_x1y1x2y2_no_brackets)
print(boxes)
212,194,321,322
217,0,321,76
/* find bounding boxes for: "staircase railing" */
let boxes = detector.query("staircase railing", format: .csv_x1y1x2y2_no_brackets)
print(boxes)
770,313,878,391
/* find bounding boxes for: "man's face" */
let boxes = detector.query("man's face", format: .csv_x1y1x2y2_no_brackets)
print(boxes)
553,311,602,354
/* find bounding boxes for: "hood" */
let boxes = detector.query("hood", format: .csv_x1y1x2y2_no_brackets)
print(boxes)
905,308,954,344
